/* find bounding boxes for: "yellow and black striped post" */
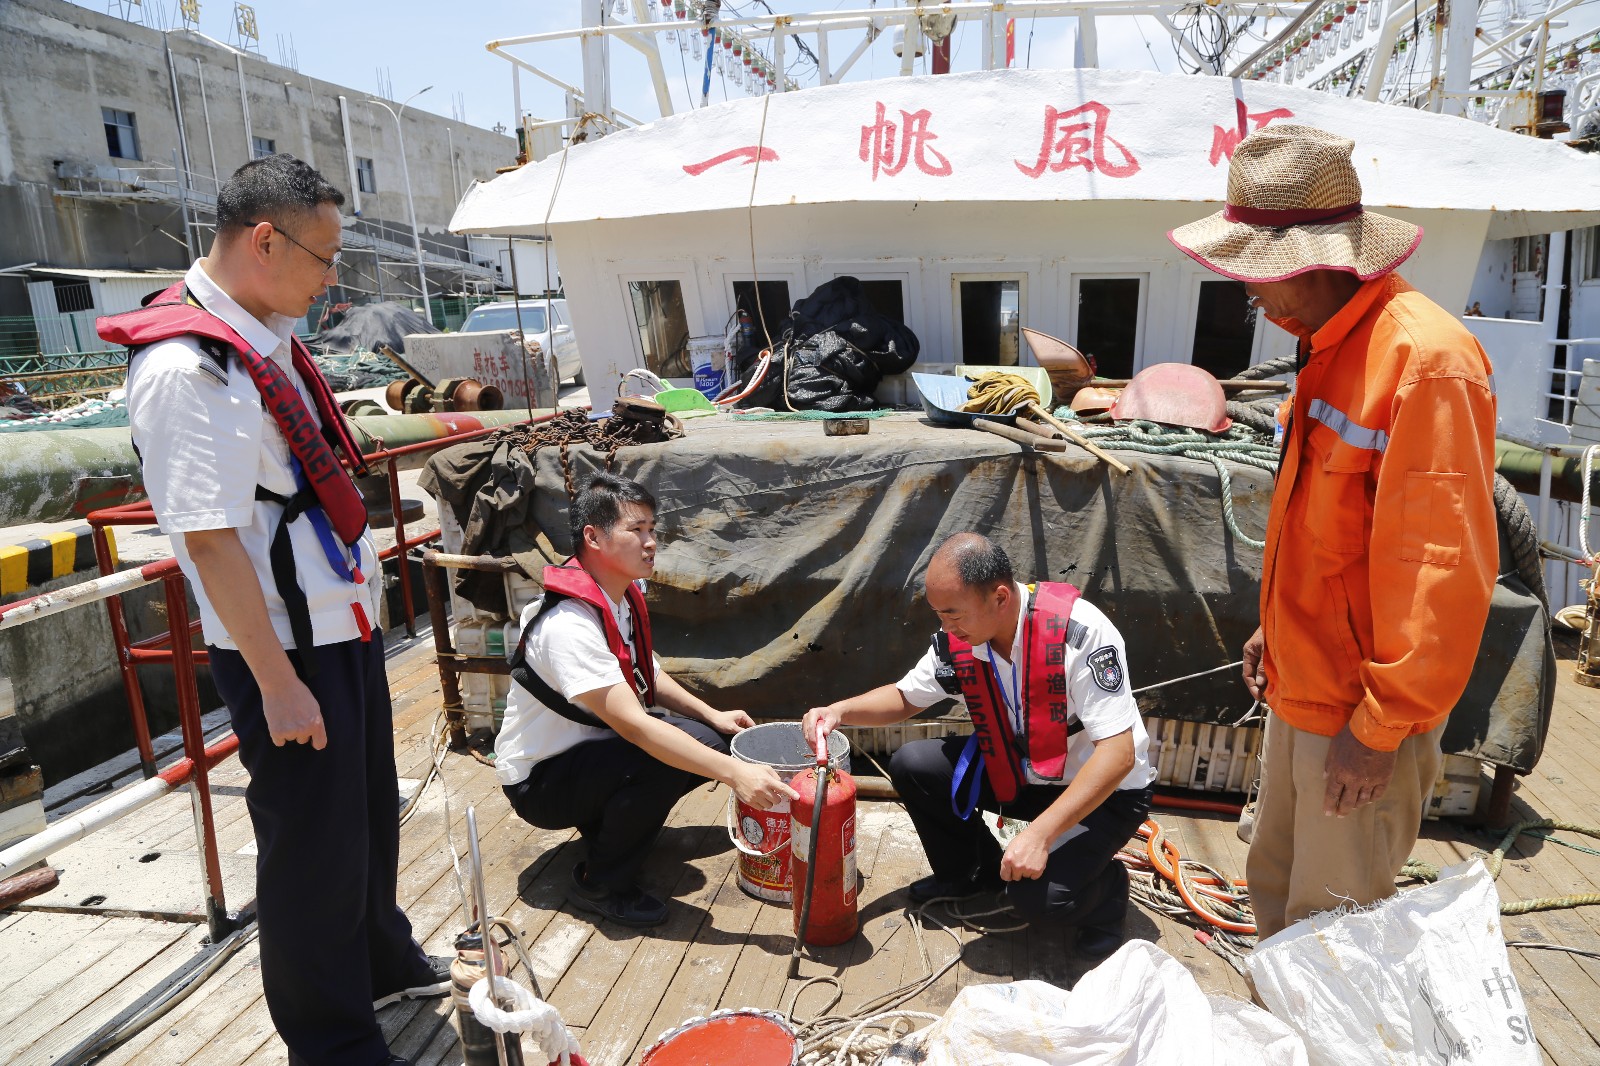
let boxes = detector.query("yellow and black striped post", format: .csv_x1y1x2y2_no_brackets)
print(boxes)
0,526,118,598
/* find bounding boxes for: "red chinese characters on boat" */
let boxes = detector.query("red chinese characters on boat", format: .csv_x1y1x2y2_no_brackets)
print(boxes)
858,101,953,180
1014,102,1140,180
1209,104,1295,166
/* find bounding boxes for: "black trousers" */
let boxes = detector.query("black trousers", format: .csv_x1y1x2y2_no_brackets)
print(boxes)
502,715,728,890
211,632,429,1066
889,735,1152,929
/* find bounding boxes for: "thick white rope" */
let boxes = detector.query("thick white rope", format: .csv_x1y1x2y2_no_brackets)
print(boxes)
469,975,584,1066
1581,443,1599,561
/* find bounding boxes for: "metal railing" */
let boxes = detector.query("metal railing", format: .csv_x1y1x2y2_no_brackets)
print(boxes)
0,414,535,941
0,558,238,940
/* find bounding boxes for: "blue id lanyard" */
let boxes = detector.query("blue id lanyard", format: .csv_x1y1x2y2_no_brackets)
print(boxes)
989,651,1022,732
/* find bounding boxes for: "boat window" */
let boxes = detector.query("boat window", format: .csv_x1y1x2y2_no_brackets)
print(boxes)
731,280,792,344
1583,227,1600,282
1190,280,1258,380
628,280,692,377
857,280,905,324
957,279,1022,365
1075,277,1141,379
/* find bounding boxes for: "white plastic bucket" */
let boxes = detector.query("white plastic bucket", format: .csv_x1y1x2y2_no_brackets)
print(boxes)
727,722,850,903
687,335,727,399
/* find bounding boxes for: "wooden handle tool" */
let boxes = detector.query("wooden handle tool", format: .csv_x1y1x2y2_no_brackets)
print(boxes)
973,418,1067,452
1026,403,1133,474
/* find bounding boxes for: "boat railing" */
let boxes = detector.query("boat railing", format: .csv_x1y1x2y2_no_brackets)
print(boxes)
488,0,1292,155
0,414,547,941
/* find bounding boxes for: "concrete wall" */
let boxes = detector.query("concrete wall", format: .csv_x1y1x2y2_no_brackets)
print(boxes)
0,0,516,317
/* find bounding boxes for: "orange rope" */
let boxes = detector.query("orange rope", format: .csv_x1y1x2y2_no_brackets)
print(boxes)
1133,819,1257,935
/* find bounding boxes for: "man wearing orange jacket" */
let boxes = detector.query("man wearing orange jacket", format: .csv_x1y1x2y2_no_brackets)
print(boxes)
1169,125,1498,939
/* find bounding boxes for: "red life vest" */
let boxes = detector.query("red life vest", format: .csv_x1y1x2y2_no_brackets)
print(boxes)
98,282,374,660
937,582,1083,804
507,560,657,729
97,281,371,542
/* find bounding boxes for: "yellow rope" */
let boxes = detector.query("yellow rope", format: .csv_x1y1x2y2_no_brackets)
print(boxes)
1402,818,1600,914
959,372,1040,415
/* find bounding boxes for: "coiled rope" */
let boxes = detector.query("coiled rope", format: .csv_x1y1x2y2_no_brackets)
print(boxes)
783,899,969,1065
1052,417,1278,549
1118,818,1257,976
1401,818,1600,915
961,371,1041,415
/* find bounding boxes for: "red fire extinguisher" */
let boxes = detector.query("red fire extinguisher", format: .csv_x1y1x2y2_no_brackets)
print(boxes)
789,731,859,965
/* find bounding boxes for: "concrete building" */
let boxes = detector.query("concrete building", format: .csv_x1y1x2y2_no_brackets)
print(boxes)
0,0,518,332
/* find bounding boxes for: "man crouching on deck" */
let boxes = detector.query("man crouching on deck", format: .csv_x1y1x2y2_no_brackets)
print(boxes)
496,474,796,928
802,533,1155,959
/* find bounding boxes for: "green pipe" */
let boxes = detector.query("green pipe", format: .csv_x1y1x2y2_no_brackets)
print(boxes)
0,409,545,527
1494,439,1599,504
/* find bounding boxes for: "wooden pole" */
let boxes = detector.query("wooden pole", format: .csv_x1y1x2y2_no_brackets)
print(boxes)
1025,403,1133,474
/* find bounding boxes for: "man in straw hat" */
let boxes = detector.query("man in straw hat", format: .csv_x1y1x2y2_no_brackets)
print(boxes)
1169,125,1498,940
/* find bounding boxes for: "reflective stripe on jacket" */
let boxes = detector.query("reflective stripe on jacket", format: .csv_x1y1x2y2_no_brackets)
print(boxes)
1260,273,1497,751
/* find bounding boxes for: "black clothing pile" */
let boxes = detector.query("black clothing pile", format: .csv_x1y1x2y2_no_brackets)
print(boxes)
728,276,919,412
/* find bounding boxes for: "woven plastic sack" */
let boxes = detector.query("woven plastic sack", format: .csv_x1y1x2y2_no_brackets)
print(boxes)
881,940,1306,1065
1247,859,1538,1066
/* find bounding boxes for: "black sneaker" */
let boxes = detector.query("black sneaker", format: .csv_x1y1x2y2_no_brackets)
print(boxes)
1075,922,1126,961
373,954,452,1011
567,862,668,927
908,869,1004,904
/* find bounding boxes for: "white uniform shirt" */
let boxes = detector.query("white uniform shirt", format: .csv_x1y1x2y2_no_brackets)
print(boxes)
125,261,380,650
897,583,1155,792
495,581,662,787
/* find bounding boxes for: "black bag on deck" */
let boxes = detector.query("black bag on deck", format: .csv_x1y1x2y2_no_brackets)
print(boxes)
729,276,920,412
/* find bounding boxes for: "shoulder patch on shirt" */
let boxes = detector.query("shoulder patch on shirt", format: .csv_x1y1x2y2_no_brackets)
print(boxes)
1087,646,1124,693
1065,620,1090,650
195,338,231,385
931,632,963,696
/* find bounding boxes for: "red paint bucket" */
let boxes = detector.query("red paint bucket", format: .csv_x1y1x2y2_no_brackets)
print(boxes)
726,723,850,903
638,1009,799,1066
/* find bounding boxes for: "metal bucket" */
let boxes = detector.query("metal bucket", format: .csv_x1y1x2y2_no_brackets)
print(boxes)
639,1009,800,1066
726,723,850,903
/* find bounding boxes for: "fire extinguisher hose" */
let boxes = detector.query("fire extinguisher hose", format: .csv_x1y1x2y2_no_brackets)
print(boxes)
789,731,830,978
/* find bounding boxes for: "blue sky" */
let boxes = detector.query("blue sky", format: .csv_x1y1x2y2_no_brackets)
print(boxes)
77,1,1231,132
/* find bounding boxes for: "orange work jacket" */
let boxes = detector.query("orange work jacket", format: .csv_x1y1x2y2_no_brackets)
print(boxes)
1260,273,1497,751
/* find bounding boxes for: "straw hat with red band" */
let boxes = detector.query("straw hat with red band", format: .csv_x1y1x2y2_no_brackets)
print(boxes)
1167,124,1422,284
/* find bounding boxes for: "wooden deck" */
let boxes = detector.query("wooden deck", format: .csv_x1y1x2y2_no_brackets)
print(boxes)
4,629,1600,1065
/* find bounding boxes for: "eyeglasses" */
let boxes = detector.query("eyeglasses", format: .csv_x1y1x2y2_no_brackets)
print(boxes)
251,221,342,275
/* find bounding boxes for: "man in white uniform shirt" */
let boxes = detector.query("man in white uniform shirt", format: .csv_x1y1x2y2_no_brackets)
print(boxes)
108,155,442,1066
497,475,794,928
803,533,1154,959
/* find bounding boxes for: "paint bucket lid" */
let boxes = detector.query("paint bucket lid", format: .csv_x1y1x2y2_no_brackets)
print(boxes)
640,1009,800,1066
730,721,849,772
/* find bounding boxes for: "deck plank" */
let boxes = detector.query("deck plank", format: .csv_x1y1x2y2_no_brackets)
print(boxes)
101,940,266,1066
12,923,210,1065
12,633,1600,1065
0,915,192,1062
543,783,725,1040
